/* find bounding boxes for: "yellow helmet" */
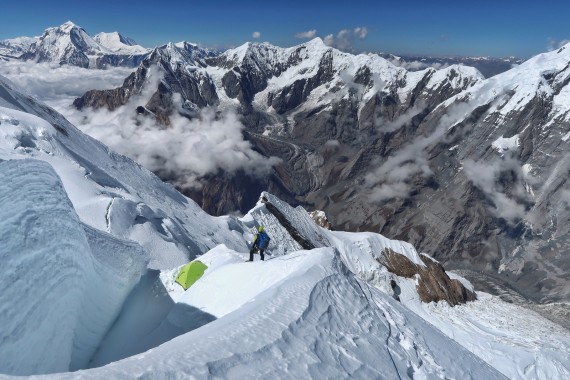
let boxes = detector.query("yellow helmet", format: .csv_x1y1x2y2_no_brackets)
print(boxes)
258,225,264,232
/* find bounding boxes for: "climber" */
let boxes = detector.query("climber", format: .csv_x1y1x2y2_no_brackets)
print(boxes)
248,225,271,261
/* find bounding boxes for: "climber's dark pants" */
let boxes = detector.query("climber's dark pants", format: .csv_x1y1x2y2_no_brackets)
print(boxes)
249,244,265,261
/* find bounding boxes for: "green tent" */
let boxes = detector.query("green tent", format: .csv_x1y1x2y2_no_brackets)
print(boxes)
175,260,208,290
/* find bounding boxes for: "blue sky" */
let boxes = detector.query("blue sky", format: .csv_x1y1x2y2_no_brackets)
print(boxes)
0,0,568,58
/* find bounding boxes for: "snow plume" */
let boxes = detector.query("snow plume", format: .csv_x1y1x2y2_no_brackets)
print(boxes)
354,27,369,39
295,29,317,39
324,27,369,51
547,38,570,51
463,156,531,223
365,102,473,202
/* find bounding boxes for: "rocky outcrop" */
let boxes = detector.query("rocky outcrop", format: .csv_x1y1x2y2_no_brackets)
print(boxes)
309,210,333,230
257,192,474,306
378,248,476,306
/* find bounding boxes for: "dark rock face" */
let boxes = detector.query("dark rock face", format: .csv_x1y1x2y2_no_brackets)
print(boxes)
309,210,333,230
74,43,219,123
378,248,476,306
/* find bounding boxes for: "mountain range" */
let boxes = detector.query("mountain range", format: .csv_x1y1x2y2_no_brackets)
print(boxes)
0,60,568,378
2,22,569,306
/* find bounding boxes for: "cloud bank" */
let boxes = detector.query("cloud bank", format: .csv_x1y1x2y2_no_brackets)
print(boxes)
0,61,281,190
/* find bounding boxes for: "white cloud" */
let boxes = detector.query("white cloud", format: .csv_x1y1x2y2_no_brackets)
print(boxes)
364,101,472,202
0,61,281,190
463,158,528,223
376,103,425,133
0,60,133,105
295,29,317,39
323,27,370,51
323,34,335,46
387,57,450,71
252,31,261,39
354,27,369,39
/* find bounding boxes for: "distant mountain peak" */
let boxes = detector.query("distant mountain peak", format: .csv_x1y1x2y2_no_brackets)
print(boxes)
94,31,138,47
61,20,77,29
19,22,149,68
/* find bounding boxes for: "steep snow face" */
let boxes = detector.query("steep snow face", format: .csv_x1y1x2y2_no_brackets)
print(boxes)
0,159,148,375
443,42,570,122
93,32,148,55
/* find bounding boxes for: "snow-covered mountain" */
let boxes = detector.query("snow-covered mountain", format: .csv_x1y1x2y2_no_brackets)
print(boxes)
72,37,570,306
1,67,569,378
0,36,38,60
19,21,149,68
74,41,221,124
73,37,483,209
354,42,570,304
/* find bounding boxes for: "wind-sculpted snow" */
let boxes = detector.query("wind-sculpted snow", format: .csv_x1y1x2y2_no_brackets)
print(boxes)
31,249,504,380
0,159,91,375
0,159,147,375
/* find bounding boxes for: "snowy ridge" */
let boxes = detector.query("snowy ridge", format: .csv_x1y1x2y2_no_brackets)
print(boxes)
443,42,570,123
21,21,149,68
93,32,148,55
149,42,212,69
